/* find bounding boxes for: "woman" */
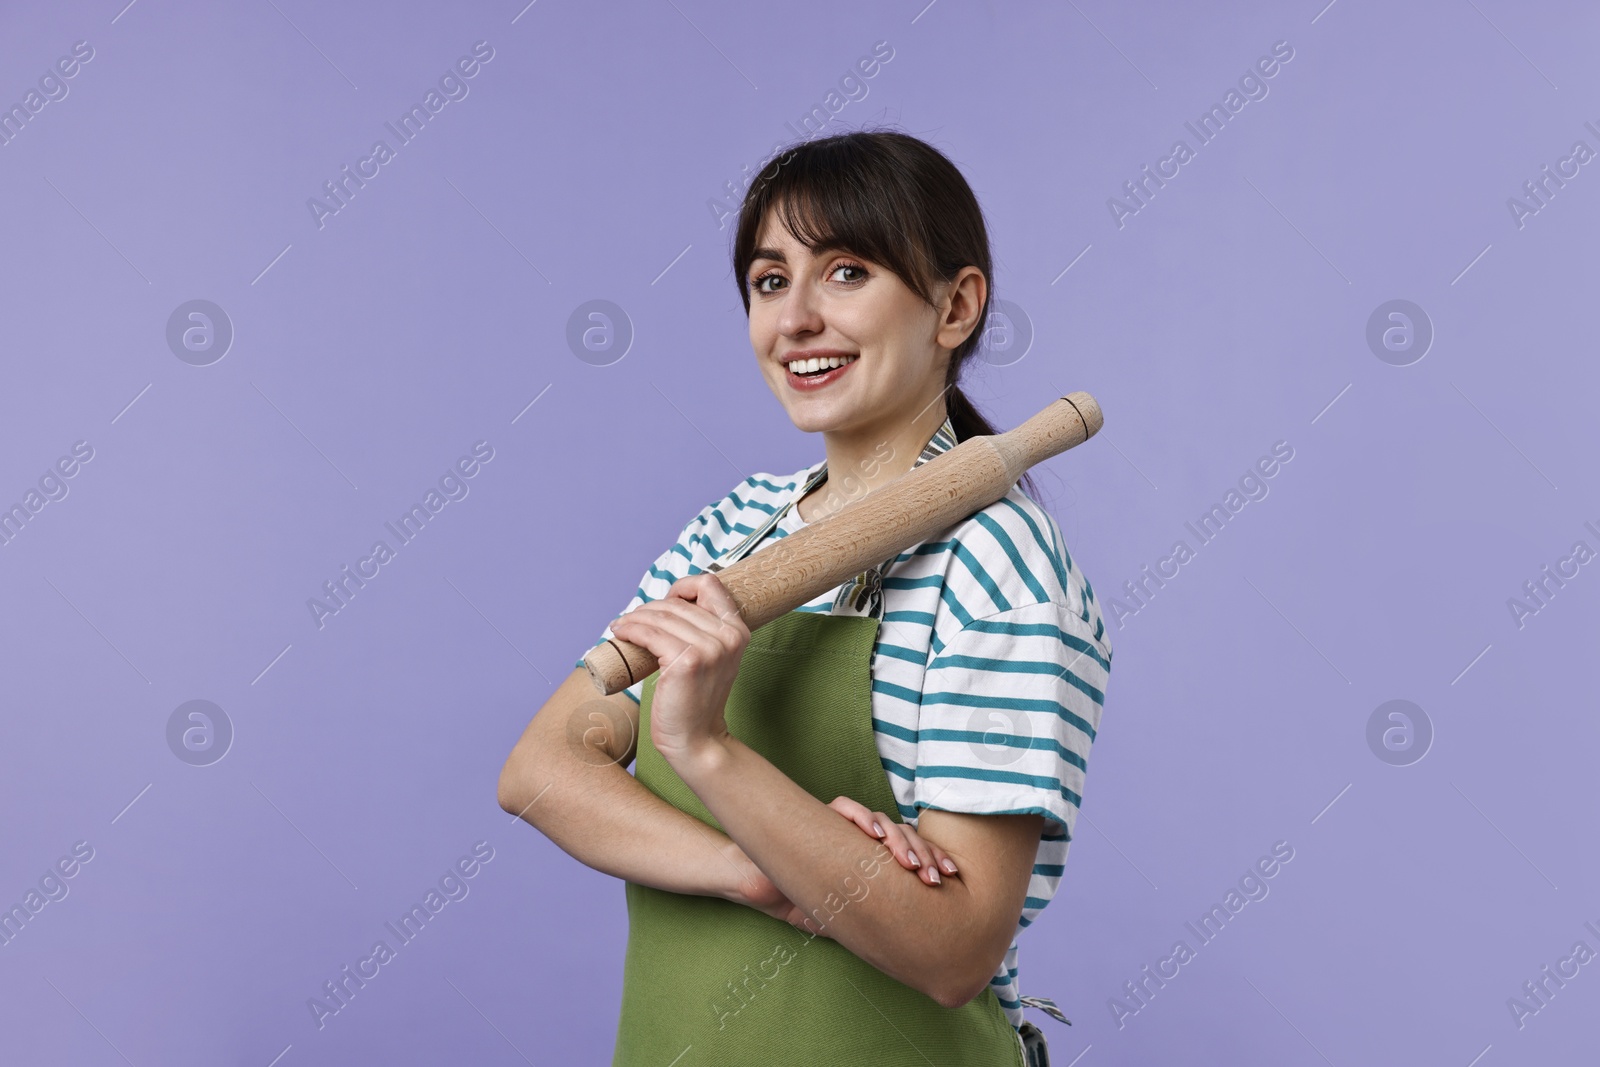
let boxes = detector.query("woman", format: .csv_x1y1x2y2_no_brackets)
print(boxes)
498,129,1111,1066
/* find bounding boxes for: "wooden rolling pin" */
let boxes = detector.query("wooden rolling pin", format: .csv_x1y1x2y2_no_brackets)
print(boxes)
584,392,1103,695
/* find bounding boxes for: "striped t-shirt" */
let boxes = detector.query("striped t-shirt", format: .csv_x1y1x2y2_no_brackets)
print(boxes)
579,416,1112,1030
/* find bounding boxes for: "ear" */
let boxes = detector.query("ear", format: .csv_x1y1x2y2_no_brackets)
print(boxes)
934,266,988,352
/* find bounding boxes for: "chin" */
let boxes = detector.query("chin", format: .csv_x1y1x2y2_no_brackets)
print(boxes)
783,408,832,434
793,405,866,437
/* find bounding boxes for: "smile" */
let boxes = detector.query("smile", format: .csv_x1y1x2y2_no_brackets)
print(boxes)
783,353,858,390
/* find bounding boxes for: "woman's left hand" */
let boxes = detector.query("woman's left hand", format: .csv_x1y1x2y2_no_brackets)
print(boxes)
607,573,749,765
826,796,961,887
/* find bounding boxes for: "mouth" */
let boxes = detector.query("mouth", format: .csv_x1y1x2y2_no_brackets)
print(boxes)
782,352,858,391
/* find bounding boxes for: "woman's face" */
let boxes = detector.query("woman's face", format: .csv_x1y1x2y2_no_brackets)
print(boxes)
746,207,984,438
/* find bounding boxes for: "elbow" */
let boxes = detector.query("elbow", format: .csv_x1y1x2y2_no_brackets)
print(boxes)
497,747,539,817
906,915,1009,1009
927,943,1007,1009
920,951,994,1009
496,762,521,816
931,974,991,1011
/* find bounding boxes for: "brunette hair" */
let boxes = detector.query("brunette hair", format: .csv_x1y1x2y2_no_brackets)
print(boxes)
731,127,1041,503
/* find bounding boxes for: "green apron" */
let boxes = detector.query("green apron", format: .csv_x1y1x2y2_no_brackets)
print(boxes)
613,605,1025,1066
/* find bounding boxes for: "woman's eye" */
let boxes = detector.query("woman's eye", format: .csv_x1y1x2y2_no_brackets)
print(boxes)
751,263,864,293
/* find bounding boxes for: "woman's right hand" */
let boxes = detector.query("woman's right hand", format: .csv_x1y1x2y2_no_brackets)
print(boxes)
720,840,820,932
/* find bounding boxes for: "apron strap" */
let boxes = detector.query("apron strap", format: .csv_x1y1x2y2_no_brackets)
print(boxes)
1019,995,1072,1026
706,464,828,571
706,463,895,623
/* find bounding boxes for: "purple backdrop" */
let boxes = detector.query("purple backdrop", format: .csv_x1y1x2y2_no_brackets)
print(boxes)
2,0,1596,1063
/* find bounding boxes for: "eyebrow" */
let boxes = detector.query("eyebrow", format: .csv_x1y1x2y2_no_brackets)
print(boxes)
748,240,854,267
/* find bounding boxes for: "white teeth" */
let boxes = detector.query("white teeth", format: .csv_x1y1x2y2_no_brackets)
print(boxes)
787,354,857,375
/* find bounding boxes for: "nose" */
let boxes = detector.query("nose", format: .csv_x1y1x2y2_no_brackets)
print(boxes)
776,276,824,338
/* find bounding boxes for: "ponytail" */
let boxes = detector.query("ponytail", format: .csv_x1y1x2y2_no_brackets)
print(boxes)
945,383,1044,505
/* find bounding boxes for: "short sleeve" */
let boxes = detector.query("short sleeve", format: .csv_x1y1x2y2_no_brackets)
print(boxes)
912,600,1111,840
573,500,720,704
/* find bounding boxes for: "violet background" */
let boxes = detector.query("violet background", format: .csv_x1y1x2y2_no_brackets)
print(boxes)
2,0,1596,1063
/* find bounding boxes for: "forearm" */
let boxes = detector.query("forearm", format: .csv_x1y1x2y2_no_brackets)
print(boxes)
672,737,990,1004
499,733,745,900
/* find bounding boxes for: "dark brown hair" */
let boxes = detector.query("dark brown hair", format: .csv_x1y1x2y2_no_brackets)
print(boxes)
731,127,1041,503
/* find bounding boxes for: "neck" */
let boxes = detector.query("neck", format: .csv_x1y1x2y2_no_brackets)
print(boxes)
800,398,949,523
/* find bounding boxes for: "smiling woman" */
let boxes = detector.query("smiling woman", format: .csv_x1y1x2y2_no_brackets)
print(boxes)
736,131,1043,512
498,129,1111,1067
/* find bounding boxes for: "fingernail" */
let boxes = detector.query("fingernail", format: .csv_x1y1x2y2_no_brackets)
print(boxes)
871,822,884,837
908,850,920,867
942,858,957,874
929,868,941,884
